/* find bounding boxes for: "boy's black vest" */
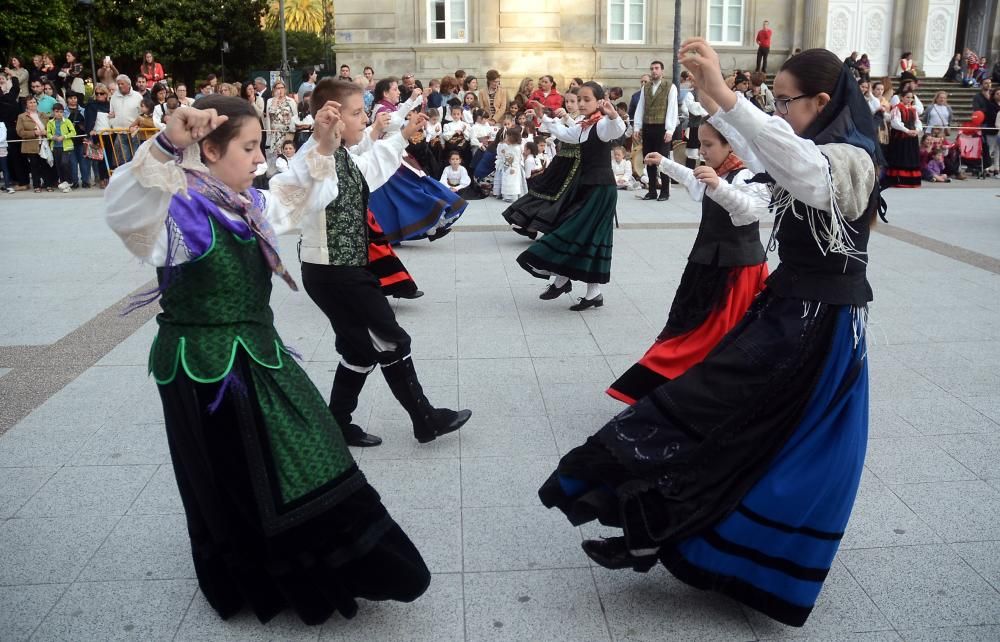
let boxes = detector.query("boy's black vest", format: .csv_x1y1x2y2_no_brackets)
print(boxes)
689,171,766,267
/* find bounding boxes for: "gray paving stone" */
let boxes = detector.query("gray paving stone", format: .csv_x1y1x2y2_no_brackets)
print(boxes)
458,330,530,358
0,467,57,518
964,396,1000,426
886,395,997,436
525,332,603,358
891,481,1000,543
840,544,1000,629
389,508,462,574
457,357,537,386
318,572,464,642
548,413,610,456
16,465,156,518
758,633,904,642
361,458,461,512
952,541,1000,593
461,456,558,508
867,405,922,439
540,381,624,416
458,380,546,417
72,421,171,466
458,414,558,458
79,514,194,581
864,437,977,485
463,568,609,642
936,434,1000,478
175,590,320,641
898,626,1000,642
32,579,197,642
530,355,615,385
743,561,893,639
0,516,118,585
924,366,1000,399
593,565,755,641
126,465,183,515
362,418,461,460
371,385,457,421
463,505,585,572
841,472,942,550
0,583,68,642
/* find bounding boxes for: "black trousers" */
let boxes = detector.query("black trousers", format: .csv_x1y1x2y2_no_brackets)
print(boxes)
26,154,53,188
642,124,670,197
301,263,412,369
756,47,770,72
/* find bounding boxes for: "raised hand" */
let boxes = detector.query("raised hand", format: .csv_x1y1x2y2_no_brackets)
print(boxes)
600,99,618,118
313,100,343,154
372,111,392,137
693,165,721,189
553,108,567,119
401,111,429,141
644,152,664,165
679,38,733,111
162,105,228,149
409,88,423,102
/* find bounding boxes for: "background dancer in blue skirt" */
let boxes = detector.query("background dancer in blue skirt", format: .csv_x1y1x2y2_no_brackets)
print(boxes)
538,43,885,627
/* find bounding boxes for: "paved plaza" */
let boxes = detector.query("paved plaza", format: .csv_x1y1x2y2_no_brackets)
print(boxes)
1,183,999,641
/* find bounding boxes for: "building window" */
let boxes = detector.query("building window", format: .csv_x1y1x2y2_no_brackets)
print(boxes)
707,0,744,45
608,0,646,44
428,0,467,43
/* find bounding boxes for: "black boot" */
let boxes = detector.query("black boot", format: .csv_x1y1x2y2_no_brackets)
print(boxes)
582,537,658,572
329,364,382,447
382,357,471,443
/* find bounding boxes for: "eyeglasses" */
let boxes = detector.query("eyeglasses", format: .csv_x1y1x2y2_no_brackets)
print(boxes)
95,91,107,95
774,94,812,115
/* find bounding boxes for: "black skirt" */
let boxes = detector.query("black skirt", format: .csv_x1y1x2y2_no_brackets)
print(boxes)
158,352,430,625
502,146,584,234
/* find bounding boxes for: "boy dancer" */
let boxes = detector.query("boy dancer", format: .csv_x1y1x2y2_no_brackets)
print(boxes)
271,79,471,447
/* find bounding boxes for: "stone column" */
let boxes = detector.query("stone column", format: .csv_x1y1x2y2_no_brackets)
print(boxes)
801,0,830,50
901,0,930,69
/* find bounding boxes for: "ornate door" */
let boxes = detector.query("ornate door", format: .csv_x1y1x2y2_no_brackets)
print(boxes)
826,0,895,76
923,0,961,76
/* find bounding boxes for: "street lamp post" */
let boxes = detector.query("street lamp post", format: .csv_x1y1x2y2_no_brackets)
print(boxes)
78,0,98,84
672,0,682,87
279,0,290,84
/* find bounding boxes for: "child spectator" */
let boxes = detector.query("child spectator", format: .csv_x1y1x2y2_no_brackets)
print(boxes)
443,103,471,165
425,109,443,148
46,103,76,191
274,141,296,174
129,99,157,141
611,144,634,189
923,149,950,182
462,91,478,123
64,93,89,187
497,128,526,202
440,150,472,192
523,141,542,179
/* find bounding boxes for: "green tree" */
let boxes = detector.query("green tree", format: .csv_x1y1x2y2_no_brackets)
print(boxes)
265,0,327,34
0,1,76,62
261,30,327,72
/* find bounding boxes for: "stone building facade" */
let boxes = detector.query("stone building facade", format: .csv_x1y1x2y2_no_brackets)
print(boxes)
333,0,999,87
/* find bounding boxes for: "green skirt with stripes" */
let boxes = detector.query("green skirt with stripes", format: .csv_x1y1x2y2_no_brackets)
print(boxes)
515,184,617,284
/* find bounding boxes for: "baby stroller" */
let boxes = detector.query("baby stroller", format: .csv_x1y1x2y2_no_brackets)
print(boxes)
957,112,987,179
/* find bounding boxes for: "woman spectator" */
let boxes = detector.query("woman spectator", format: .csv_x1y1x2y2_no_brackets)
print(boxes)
174,83,194,107
16,96,51,192
748,71,774,113
924,91,953,131
944,53,963,82
844,51,860,78
59,51,85,99
515,77,534,107
4,58,30,103
263,79,296,161
292,90,314,148
371,76,402,122
243,81,264,122
439,75,461,104
96,56,119,88
463,75,478,92
528,75,563,116
478,69,508,119
217,83,234,97
39,54,56,87
868,81,891,148
297,68,317,97
899,51,917,81
857,54,871,83
150,83,169,125
139,52,165,84
83,82,111,187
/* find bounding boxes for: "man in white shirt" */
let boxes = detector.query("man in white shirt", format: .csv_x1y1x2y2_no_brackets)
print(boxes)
634,60,679,201
109,74,143,164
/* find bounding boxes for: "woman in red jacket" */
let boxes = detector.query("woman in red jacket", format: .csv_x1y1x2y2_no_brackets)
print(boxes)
140,52,166,85
527,75,564,118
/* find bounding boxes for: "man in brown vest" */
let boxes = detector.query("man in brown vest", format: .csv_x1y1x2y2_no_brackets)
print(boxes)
633,60,678,201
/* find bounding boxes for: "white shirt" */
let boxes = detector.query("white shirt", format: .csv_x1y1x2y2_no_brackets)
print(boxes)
890,105,924,133
656,157,769,226
109,89,143,129
442,120,469,142
708,94,875,222
541,113,626,145
633,81,679,133
611,158,631,180
425,121,442,142
889,93,924,116
523,154,541,176
470,122,493,149
440,164,471,189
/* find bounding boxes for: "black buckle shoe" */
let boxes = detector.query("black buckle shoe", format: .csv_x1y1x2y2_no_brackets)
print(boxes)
641,192,658,201
657,193,670,201
416,408,472,444
394,289,425,299
341,424,383,448
539,281,572,300
428,227,452,242
582,537,658,572
569,294,603,311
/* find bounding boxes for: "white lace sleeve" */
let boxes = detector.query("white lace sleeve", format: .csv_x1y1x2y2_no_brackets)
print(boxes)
105,139,182,264
705,168,771,226
266,136,339,236
657,157,705,201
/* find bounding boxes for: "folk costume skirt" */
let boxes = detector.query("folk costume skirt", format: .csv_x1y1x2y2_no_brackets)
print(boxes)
608,261,769,404
515,184,618,284
365,210,420,298
157,350,429,625
369,168,468,243
539,292,869,627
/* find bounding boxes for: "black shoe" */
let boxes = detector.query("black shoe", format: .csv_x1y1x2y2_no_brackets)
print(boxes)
582,537,658,572
330,364,380,446
428,227,452,242
341,424,383,447
382,357,472,443
394,289,425,299
569,294,603,311
657,193,670,201
641,192,658,201
539,281,572,300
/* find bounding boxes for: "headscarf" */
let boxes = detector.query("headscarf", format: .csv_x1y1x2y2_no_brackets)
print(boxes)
800,63,885,166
